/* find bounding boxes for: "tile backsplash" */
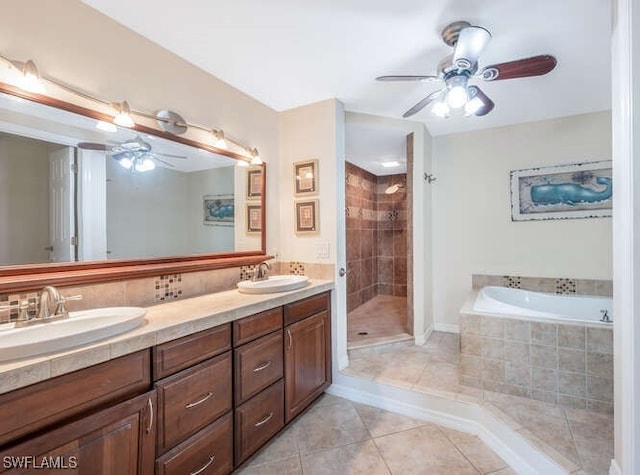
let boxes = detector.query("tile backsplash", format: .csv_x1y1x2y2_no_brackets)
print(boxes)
0,262,334,324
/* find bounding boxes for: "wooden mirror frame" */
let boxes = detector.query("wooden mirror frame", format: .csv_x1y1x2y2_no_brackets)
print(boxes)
0,82,267,293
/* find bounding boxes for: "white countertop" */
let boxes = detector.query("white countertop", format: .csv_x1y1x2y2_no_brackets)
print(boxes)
0,279,334,395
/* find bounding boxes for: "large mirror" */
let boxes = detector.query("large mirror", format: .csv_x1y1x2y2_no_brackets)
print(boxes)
0,85,265,288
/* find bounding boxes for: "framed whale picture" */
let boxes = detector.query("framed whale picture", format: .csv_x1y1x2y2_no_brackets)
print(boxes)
510,160,612,221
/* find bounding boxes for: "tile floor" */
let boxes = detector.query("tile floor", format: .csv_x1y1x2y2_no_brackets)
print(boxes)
236,393,514,475
347,295,411,348
342,332,614,475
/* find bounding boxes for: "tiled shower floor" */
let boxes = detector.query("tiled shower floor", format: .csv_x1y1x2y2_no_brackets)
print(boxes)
342,332,614,475
347,295,411,348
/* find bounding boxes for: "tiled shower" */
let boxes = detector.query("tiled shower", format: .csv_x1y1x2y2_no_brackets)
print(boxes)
345,162,408,313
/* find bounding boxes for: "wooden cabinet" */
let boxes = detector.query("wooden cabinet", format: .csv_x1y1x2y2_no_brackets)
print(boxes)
234,380,284,464
153,324,234,471
156,413,233,475
156,352,232,454
0,290,331,475
0,390,156,475
284,292,331,423
0,350,151,447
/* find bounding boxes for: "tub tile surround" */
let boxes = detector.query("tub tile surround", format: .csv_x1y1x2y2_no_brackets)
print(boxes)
471,274,613,297
0,279,334,395
459,313,613,412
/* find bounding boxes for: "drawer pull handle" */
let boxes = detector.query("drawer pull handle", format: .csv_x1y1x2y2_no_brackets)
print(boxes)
146,398,154,434
287,329,292,350
185,391,214,409
253,360,272,372
254,412,274,427
190,455,215,475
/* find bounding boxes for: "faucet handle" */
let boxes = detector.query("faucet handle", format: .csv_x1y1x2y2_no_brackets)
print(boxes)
55,294,83,318
0,300,33,322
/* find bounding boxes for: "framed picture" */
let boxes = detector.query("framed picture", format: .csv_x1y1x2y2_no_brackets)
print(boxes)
203,194,235,225
510,160,612,221
294,199,319,234
294,159,318,195
246,204,262,233
246,169,262,200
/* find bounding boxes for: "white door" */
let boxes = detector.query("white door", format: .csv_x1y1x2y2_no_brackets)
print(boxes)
77,149,107,261
48,147,75,262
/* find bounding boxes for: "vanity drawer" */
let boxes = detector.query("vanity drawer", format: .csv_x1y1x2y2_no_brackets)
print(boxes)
233,307,283,346
234,380,284,465
156,352,232,454
153,323,231,380
0,350,151,447
284,292,330,326
234,331,284,406
156,412,233,475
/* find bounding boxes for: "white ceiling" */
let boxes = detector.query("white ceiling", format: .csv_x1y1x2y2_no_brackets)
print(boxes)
83,0,611,138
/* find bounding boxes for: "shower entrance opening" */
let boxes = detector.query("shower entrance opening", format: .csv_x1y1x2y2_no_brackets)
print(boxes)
345,132,414,349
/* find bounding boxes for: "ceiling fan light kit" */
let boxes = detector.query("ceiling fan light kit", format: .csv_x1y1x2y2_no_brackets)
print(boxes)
377,20,557,119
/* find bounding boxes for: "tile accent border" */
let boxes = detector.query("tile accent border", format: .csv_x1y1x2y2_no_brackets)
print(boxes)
472,274,612,297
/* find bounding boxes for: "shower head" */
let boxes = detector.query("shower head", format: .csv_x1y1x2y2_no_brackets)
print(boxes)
385,183,404,194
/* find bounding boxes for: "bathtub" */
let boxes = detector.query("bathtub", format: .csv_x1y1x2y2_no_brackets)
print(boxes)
472,286,613,325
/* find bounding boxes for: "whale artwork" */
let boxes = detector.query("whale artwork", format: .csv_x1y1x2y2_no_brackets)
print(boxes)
530,176,612,205
510,161,612,221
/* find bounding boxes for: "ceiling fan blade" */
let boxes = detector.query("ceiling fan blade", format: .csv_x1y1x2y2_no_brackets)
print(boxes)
453,26,491,69
78,142,108,151
153,156,176,168
402,90,443,118
156,152,187,159
480,55,557,81
376,75,440,82
466,86,495,117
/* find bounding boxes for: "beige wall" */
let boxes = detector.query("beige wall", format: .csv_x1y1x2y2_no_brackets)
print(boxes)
278,99,343,265
432,111,612,327
0,0,280,258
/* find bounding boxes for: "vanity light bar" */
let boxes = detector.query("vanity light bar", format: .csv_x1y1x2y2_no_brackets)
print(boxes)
0,54,261,165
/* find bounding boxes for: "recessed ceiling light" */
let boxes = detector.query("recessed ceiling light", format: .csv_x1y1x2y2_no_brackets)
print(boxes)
381,161,400,168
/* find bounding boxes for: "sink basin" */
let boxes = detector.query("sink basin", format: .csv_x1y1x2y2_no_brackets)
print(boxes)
0,307,146,362
237,275,309,294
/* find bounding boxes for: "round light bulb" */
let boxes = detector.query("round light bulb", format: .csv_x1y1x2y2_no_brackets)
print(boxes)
432,101,450,118
447,86,468,108
119,157,133,169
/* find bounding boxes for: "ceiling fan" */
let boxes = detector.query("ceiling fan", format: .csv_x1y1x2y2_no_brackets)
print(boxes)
376,21,557,119
78,136,186,172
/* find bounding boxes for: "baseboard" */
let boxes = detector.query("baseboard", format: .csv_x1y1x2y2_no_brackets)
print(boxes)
434,322,460,333
609,459,621,475
328,373,566,475
415,324,433,345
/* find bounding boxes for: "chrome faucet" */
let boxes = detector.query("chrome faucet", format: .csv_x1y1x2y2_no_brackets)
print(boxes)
37,286,63,320
600,310,612,323
252,261,272,281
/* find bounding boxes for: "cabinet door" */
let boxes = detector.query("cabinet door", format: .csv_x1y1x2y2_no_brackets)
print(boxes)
284,311,331,423
0,391,156,475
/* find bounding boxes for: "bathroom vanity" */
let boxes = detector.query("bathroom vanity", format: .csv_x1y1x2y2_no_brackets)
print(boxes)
0,284,332,474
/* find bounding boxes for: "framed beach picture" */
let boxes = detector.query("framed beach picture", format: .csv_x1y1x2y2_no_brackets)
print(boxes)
294,199,319,234
246,169,262,200
203,194,235,225
294,159,318,195
246,204,262,233
510,160,612,221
